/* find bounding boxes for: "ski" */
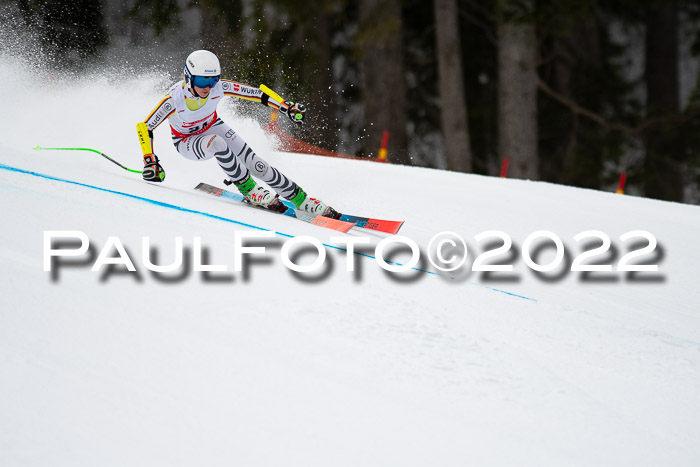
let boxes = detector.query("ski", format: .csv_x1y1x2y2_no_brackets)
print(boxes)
271,200,404,235
194,182,355,233
337,214,404,235
195,182,404,235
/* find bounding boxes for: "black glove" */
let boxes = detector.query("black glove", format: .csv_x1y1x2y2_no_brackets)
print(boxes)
280,101,306,125
142,154,165,182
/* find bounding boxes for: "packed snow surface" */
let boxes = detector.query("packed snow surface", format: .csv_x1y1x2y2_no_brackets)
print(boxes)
1,55,700,466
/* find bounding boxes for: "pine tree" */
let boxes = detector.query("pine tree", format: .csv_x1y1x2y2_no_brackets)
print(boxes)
357,0,409,164
434,0,473,172
497,0,538,179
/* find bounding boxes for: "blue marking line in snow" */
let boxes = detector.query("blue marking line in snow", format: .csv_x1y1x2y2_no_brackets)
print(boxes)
476,285,537,302
0,162,537,302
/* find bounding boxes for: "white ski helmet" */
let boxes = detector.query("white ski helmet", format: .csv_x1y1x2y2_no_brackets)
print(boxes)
184,50,221,88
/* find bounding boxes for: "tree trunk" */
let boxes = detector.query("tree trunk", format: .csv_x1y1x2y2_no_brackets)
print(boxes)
644,1,683,202
550,12,600,187
299,6,337,151
497,0,538,180
358,0,409,164
434,0,472,172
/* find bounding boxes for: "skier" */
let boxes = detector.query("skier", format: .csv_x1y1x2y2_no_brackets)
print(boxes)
136,49,339,218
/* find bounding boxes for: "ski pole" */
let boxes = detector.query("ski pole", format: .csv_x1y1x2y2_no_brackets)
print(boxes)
33,146,143,174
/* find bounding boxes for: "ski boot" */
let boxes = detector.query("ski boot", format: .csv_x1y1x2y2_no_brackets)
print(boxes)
233,175,287,213
288,186,341,219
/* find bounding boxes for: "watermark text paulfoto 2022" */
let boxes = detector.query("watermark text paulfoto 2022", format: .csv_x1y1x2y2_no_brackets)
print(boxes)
42,229,664,284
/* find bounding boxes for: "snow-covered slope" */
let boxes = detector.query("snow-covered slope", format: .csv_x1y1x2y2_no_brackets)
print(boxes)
1,56,700,466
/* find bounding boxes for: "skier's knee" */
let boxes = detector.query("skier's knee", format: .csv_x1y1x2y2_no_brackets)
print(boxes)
205,135,229,156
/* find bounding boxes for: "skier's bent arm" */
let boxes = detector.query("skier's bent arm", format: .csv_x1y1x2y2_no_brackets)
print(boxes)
136,95,174,183
221,79,306,124
221,79,279,107
136,94,175,157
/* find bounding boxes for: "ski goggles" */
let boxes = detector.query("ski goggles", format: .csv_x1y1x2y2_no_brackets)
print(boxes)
191,75,220,88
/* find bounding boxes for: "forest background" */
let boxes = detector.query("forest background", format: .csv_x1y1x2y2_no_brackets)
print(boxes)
3,0,700,204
